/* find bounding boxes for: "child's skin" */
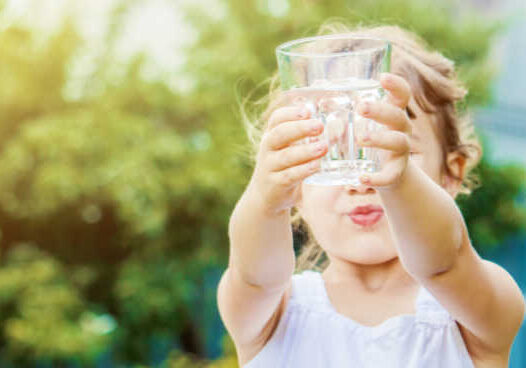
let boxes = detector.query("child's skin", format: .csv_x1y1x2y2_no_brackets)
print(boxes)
219,72,525,367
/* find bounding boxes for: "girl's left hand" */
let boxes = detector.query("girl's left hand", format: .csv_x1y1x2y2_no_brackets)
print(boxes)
357,72,414,190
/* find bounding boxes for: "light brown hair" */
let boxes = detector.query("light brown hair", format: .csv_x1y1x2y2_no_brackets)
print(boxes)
241,23,483,273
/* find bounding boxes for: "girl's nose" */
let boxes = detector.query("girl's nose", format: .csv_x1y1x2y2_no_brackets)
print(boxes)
344,182,376,194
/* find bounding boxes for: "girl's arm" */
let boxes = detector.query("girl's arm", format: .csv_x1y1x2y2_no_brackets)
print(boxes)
380,159,525,355
379,160,463,277
362,73,524,356
227,185,296,288
218,103,325,359
218,187,294,349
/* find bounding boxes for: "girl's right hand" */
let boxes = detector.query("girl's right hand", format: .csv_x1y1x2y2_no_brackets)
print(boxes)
247,105,327,217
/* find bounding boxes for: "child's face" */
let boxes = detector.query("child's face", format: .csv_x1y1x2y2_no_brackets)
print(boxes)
296,95,464,265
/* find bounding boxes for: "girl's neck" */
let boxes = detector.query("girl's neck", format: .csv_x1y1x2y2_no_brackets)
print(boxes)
322,256,415,293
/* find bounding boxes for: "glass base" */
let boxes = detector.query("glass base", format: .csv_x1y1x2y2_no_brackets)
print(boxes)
303,159,378,186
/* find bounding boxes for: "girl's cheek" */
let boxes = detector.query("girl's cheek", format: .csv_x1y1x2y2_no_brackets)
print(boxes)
412,153,443,184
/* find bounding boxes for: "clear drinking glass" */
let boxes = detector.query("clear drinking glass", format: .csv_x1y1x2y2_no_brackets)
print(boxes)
275,35,391,186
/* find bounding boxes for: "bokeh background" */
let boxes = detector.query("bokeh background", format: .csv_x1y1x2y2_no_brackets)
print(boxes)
0,0,524,366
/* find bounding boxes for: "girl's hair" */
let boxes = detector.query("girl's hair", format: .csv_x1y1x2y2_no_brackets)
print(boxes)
241,22,483,273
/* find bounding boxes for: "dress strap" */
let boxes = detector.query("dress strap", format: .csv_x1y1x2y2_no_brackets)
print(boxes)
290,270,328,308
415,285,454,325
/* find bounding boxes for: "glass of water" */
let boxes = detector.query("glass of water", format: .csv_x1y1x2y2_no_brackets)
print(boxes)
275,35,391,186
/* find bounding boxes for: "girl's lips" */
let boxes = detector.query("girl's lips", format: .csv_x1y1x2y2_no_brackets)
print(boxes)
348,211,384,227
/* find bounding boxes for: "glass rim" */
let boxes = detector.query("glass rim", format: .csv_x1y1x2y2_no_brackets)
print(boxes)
276,34,390,58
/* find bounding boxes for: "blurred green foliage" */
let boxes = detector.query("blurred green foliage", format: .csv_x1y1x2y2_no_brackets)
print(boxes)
457,134,526,251
161,335,238,367
0,0,522,366
0,244,109,365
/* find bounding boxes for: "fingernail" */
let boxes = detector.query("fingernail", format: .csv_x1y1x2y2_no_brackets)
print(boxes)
381,73,391,85
361,176,370,184
314,141,326,151
359,102,370,115
311,122,323,133
298,108,309,118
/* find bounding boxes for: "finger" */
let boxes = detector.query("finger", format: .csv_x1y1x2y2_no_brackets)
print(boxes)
359,160,406,188
357,129,410,155
268,139,327,172
357,101,411,133
380,73,411,109
265,119,324,151
267,106,310,131
270,157,323,188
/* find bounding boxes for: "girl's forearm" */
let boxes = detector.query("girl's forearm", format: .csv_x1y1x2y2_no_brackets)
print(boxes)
228,186,295,289
378,160,464,278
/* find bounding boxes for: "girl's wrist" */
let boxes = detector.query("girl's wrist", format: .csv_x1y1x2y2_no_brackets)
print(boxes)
244,181,290,220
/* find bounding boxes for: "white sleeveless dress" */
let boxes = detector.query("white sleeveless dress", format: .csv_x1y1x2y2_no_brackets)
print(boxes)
244,270,475,368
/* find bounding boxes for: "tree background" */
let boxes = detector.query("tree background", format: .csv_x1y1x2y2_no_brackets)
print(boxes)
0,0,523,366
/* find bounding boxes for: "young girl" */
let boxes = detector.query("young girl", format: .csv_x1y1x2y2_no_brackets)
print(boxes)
218,24,525,367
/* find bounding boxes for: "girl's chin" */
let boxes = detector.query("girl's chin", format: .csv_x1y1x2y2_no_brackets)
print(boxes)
341,254,396,266
338,243,394,260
